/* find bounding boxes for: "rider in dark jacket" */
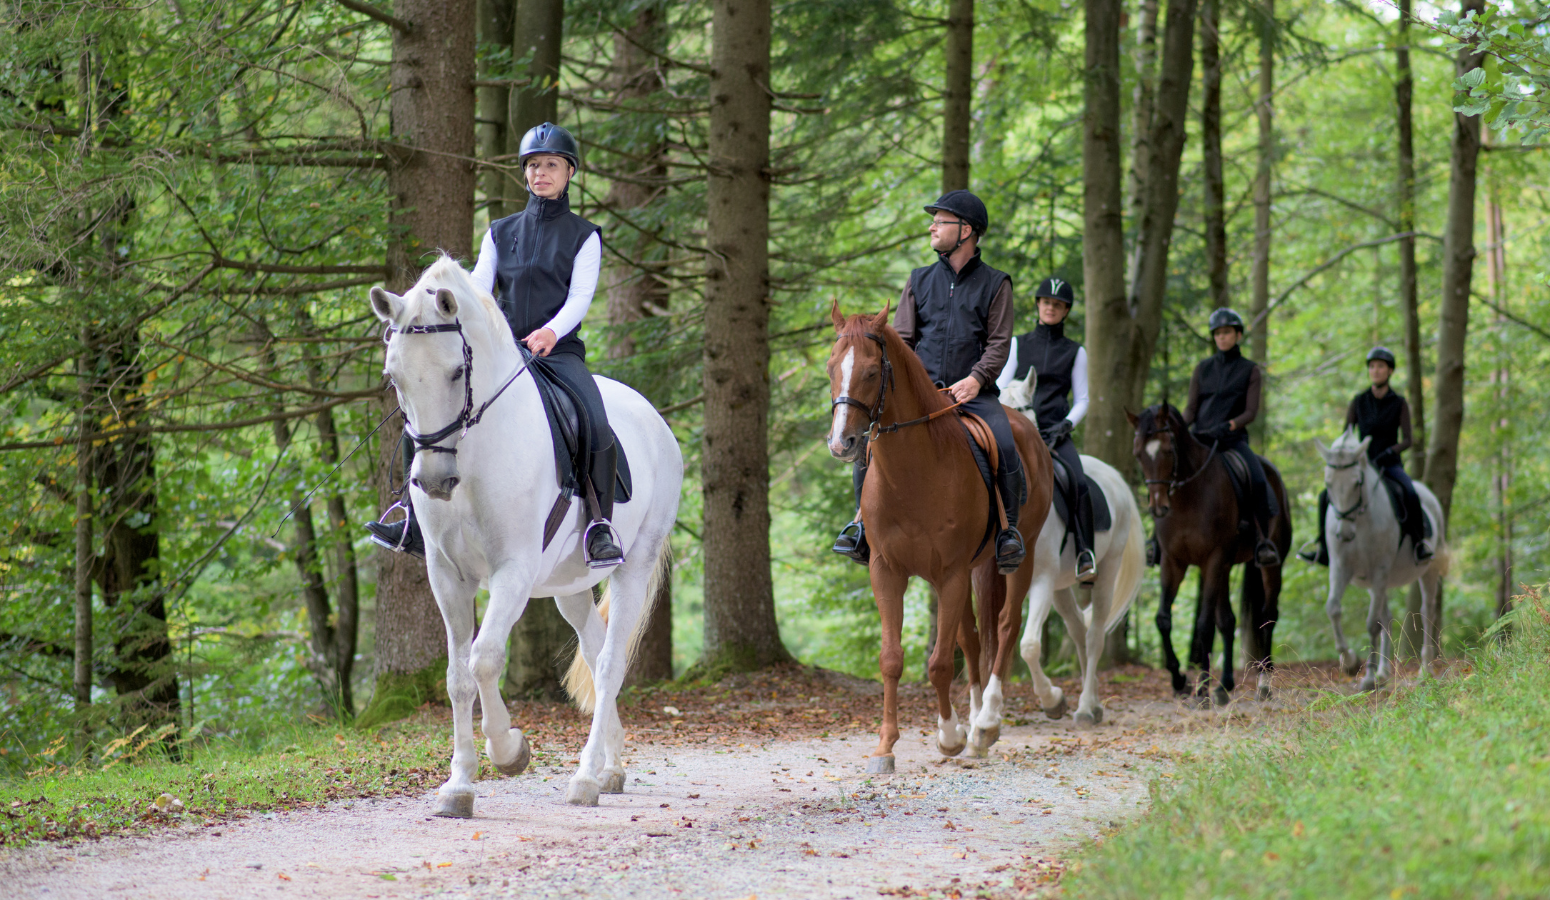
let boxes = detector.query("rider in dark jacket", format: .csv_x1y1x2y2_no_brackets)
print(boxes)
366,122,624,568
996,276,1095,582
1299,346,1433,565
833,189,1027,573
1183,308,1281,567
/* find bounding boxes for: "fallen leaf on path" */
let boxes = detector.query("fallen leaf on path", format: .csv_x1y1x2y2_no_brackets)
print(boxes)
277,873,291,881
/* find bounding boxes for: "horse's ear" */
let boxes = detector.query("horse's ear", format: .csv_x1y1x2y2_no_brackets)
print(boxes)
830,298,845,332
1357,436,1372,457
1020,366,1037,387
370,287,401,324
1314,438,1331,460
435,287,459,319
1125,409,1140,427
870,299,891,330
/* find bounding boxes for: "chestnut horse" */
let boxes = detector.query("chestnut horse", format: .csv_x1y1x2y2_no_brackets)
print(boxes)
826,304,1052,772
1128,403,1291,706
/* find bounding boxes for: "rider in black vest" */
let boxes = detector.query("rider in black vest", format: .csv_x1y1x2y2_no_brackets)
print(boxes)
1183,308,1281,567
366,123,625,568
832,189,1026,573
997,276,1096,582
1299,346,1433,566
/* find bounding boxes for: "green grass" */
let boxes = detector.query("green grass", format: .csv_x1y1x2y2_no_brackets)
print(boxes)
0,715,461,846
1064,587,1550,900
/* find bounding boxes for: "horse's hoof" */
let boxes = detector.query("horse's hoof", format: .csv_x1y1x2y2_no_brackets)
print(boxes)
1073,709,1100,729
564,776,602,807
1339,650,1360,677
1356,676,1376,693
937,740,966,758
600,769,626,794
964,737,990,758
1043,693,1068,720
432,789,475,819
864,755,896,775
972,722,1001,747
1212,686,1231,707
487,730,530,777
1256,685,1273,702
1187,693,1211,711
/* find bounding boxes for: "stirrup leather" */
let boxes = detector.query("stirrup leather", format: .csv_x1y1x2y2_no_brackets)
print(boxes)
583,518,625,569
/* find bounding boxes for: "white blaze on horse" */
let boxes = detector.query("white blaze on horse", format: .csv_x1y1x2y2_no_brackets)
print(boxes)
369,257,682,816
1315,428,1447,690
1001,369,1145,726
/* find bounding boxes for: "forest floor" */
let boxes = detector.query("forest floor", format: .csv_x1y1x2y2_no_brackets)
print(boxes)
3,661,1368,900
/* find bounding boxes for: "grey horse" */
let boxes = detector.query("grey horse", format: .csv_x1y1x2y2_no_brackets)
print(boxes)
1314,429,1447,690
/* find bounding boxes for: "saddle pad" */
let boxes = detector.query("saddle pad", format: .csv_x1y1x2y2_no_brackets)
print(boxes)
957,412,1002,559
1050,457,1112,534
530,353,631,504
1380,474,1431,539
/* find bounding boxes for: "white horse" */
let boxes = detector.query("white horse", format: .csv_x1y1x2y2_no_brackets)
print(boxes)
368,257,682,815
997,370,1145,727
1315,429,1446,691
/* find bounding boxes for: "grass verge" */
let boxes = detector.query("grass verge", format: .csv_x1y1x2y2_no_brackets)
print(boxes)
1062,585,1550,899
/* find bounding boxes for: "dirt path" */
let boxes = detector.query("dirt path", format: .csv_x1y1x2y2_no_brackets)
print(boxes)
3,666,1322,900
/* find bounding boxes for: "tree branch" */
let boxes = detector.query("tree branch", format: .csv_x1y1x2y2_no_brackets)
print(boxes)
335,0,412,33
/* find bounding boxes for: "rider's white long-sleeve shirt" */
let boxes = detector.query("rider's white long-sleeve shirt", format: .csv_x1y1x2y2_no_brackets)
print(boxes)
470,228,602,341
995,337,1089,427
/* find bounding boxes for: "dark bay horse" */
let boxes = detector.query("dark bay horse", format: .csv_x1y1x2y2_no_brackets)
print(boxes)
1128,404,1291,706
827,303,1053,772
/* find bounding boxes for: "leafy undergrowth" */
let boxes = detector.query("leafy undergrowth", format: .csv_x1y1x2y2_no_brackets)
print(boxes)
1058,586,1550,900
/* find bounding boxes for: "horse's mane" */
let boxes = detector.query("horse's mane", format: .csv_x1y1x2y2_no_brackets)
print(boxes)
838,314,967,451
405,254,514,349
1136,402,1191,442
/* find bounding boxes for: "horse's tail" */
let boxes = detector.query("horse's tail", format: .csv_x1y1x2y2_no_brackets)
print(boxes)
562,539,674,714
1105,504,1146,634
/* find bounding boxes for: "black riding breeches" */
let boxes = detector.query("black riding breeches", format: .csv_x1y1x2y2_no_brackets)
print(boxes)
1050,433,1086,507
960,393,1021,476
534,349,612,452
1221,436,1278,522
1382,463,1426,544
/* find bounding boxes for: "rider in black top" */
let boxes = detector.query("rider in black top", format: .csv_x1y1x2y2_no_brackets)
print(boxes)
366,123,625,568
1299,346,1433,565
1183,308,1281,567
832,189,1027,573
996,276,1096,582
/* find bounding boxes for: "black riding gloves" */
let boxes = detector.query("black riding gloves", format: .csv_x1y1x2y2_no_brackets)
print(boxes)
1373,448,1400,468
1042,419,1073,444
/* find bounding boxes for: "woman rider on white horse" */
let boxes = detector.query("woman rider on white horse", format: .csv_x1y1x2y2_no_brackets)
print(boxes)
366,122,625,568
995,276,1096,583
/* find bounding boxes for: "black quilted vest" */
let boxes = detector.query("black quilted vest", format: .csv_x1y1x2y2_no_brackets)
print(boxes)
907,251,1010,393
488,191,601,359
1192,345,1257,438
1013,320,1080,427
1353,388,1407,460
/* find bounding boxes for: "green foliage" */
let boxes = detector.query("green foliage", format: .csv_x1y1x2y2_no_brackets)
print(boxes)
1064,586,1550,899
1436,2,1550,143
353,663,448,731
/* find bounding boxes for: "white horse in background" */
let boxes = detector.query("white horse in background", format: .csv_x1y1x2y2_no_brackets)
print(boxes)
1315,429,1446,691
369,257,683,815
996,369,1145,727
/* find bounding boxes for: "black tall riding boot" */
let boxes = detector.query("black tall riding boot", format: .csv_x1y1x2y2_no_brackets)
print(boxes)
994,464,1027,574
365,433,426,559
1253,469,1281,567
1403,487,1433,562
1298,489,1331,566
585,443,625,568
1073,488,1097,583
832,461,870,565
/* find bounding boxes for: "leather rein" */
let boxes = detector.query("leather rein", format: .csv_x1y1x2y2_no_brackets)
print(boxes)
830,331,963,442
1144,427,1220,495
1326,456,1367,521
383,313,533,458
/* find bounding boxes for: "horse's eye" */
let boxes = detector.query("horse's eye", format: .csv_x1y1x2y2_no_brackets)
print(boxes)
451,366,465,383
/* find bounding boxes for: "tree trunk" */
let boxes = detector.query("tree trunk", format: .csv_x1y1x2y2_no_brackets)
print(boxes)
363,0,478,725
73,335,94,756
1248,0,1273,365
314,402,360,717
1087,0,1197,469
505,0,565,203
625,565,674,687
699,0,788,673
1484,186,1511,619
1127,0,1159,274
1422,0,1485,524
942,0,974,192
478,0,515,219
1394,0,1425,659
504,599,575,700
1200,0,1228,308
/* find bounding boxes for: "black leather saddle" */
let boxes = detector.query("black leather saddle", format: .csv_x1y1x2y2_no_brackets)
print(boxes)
524,349,632,549
1050,453,1111,549
1379,472,1433,539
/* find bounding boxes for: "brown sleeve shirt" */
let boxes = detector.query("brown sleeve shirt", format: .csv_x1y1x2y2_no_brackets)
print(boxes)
1183,360,1261,429
892,276,1013,389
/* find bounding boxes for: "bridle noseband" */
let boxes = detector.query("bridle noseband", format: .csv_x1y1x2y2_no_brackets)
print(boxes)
384,313,532,458
1143,426,1219,496
1326,457,1367,522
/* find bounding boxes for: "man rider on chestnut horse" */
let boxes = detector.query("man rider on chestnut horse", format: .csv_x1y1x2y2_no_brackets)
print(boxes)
996,276,1096,583
1184,308,1281,568
833,190,1026,573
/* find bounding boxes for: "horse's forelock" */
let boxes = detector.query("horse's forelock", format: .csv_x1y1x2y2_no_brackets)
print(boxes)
403,255,513,346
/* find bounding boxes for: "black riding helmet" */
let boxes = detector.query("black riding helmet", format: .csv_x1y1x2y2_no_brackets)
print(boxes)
1035,276,1075,306
1366,346,1397,367
518,122,580,168
924,189,989,237
1208,307,1245,333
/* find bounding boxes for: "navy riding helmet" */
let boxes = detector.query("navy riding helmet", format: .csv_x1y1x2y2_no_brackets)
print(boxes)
518,122,581,168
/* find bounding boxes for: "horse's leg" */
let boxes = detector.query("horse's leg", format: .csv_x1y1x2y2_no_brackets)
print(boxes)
1359,576,1393,692
1075,556,1123,726
1326,560,1359,677
554,589,629,793
427,567,481,818
469,573,535,780
1156,554,1189,696
930,570,972,757
1255,562,1283,701
1018,573,1067,718
980,561,1032,738
1187,562,1226,708
565,557,650,806
1211,559,1238,707
867,563,909,774
1418,566,1443,678
961,605,994,757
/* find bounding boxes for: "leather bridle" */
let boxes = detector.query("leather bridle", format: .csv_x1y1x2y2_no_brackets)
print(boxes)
1143,427,1219,496
830,331,962,442
383,314,532,458
1326,457,1367,522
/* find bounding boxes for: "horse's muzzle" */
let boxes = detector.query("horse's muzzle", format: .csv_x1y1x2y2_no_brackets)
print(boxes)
828,433,862,461
413,475,461,501
1149,501,1171,519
